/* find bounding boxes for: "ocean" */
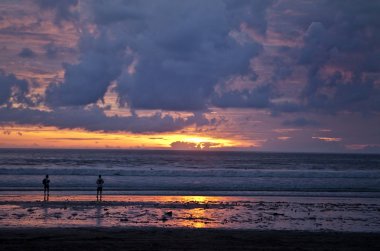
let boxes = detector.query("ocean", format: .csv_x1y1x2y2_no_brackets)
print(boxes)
0,149,379,197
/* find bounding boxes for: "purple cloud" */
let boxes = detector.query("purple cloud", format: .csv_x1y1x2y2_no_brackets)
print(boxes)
0,106,215,133
18,48,36,58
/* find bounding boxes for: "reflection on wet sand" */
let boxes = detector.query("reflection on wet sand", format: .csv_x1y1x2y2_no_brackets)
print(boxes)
186,208,208,228
95,205,102,227
43,205,48,224
0,195,234,203
179,196,207,203
0,195,379,232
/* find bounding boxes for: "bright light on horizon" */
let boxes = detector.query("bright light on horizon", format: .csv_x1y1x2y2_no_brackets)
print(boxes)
0,125,245,150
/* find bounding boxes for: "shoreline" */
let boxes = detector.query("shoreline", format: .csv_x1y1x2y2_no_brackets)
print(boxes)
1,227,380,251
2,190,380,198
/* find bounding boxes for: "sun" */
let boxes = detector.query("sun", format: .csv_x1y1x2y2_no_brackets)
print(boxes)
184,137,209,144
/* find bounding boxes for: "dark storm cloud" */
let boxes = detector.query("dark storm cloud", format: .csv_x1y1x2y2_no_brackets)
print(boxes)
0,106,215,133
303,73,380,113
14,0,380,116
117,36,259,111
43,0,269,111
112,0,264,111
0,71,29,105
18,48,36,58
45,31,127,106
3,0,380,147
291,1,380,113
35,0,79,25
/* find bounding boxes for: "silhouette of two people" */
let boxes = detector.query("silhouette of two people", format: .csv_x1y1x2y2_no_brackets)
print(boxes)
96,175,104,201
42,175,105,201
42,174,50,201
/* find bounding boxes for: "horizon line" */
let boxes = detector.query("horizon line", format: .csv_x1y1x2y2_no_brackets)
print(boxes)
0,147,378,155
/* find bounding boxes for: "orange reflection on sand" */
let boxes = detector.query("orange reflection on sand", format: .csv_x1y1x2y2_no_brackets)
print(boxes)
179,196,207,203
0,195,234,229
1,195,379,231
0,194,244,203
175,196,220,228
186,208,208,228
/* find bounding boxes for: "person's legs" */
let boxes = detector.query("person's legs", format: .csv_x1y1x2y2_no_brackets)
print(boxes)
46,186,49,201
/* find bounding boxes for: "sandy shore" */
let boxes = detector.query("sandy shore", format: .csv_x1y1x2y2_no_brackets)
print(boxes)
1,195,380,250
1,227,380,251
1,195,380,232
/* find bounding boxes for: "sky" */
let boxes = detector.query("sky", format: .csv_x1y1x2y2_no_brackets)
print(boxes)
0,0,380,153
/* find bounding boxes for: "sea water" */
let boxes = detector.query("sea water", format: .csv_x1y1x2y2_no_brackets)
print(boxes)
0,149,379,197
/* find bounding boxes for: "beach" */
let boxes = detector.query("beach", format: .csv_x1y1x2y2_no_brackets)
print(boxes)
1,195,380,231
1,194,380,250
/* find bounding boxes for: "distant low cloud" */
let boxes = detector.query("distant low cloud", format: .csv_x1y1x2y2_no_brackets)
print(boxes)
170,141,197,150
170,141,221,150
345,144,380,154
312,137,342,142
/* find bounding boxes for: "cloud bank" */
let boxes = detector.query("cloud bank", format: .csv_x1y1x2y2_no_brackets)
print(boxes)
0,0,379,152
0,106,215,133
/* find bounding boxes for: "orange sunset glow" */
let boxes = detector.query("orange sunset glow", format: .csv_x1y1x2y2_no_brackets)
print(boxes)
0,125,244,150
0,0,379,153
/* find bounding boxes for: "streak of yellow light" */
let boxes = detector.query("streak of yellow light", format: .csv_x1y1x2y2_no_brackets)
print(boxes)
180,196,208,203
0,126,245,149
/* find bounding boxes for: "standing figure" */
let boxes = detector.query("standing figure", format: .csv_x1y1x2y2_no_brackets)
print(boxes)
96,175,104,201
42,174,50,201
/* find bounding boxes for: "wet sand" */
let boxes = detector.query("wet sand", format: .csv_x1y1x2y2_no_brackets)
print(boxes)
1,195,380,232
1,195,380,250
1,227,380,251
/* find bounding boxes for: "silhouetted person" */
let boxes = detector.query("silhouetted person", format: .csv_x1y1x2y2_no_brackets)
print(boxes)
96,175,104,201
42,174,50,201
